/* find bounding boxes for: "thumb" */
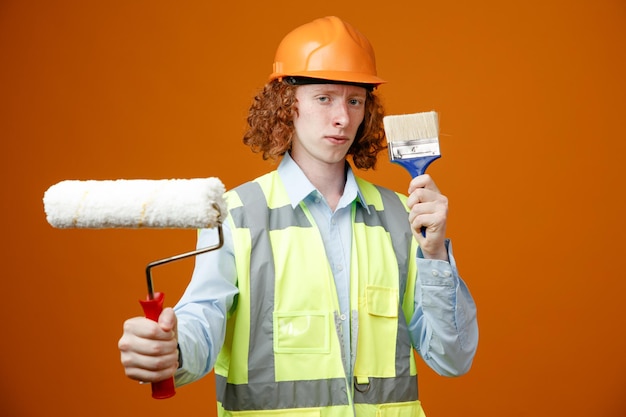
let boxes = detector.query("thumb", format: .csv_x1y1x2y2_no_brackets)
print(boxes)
158,307,177,333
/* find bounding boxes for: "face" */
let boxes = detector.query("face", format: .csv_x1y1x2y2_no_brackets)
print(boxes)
291,83,367,170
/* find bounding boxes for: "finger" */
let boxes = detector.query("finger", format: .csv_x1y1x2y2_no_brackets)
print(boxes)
408,174,440,194
118,331,178,357
158,307,177,333
410,198,448,225
119,338,179,382
411,211,447,233
409,195,448,234
122,316,175,341
407,188,443,210
120,346,178,370
122,358,178,383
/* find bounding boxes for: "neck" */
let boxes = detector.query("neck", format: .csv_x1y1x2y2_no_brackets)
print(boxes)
291,155,346,211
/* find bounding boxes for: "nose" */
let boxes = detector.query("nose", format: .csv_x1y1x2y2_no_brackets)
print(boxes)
332,102,349,128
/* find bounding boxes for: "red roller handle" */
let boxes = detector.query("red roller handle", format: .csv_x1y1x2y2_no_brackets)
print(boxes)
139,292,176,399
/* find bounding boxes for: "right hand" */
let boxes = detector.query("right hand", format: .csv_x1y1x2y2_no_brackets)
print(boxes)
118,307,179,383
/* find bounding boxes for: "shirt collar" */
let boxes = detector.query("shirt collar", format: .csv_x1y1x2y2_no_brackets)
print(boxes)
277,152,370,212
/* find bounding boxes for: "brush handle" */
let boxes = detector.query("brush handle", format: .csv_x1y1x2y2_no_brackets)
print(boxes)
393,155,441,179
139,292,176,399
393,155,441,237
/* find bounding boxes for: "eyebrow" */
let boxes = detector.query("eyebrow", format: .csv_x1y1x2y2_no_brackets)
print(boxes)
307,85,367,98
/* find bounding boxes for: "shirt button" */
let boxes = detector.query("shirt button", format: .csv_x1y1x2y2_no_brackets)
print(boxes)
340,314,347,321
337,264,344,272
432,270,439,277
443,270,452,277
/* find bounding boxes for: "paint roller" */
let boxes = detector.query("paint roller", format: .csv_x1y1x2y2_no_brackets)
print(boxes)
42,177,227,399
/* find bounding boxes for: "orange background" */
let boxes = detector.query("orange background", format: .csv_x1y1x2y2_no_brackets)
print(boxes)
1,1,625,416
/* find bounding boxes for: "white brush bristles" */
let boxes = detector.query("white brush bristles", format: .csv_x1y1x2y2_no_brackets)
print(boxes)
383,111,439,143
43,178,227,229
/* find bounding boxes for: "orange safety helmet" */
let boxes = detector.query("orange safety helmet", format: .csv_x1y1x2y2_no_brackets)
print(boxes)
270,16,386,86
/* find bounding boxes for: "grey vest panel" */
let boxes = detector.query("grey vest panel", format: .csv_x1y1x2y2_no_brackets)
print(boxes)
216,374,350,411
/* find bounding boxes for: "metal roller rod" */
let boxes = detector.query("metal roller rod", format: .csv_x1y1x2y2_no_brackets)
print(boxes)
145,223,224,300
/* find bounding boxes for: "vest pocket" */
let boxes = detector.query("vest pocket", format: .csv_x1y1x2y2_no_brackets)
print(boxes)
273,311,330,353
366,285,399,318
226,408,321,417
376,400,425,417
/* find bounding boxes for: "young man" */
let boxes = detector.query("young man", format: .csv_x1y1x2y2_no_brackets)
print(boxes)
119,16,478,416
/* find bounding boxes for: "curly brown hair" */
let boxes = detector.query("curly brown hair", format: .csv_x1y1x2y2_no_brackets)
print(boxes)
242,79,387,170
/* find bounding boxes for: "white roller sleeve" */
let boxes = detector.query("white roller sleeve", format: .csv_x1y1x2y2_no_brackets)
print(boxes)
43,178,227,229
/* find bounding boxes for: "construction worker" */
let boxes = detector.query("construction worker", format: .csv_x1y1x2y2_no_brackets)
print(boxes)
119,16,478,416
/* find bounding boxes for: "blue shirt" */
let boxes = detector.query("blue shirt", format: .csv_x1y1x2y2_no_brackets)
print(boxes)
174,153,478,386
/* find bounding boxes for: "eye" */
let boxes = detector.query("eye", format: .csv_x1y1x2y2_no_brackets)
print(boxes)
349,98,364,106
316,96,330,103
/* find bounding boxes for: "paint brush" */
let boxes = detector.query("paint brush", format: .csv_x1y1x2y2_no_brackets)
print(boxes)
383,110,441,236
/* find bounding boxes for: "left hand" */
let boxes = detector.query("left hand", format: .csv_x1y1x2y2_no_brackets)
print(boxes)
406,174,449,261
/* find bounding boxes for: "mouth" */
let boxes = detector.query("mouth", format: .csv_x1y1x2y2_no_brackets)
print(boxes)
325,135,351,145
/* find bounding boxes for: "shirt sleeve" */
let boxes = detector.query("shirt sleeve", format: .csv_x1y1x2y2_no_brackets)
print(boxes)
409,239,479,376
173,222,238,386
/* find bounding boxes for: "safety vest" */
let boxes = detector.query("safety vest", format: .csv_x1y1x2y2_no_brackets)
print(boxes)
214,171,425,417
